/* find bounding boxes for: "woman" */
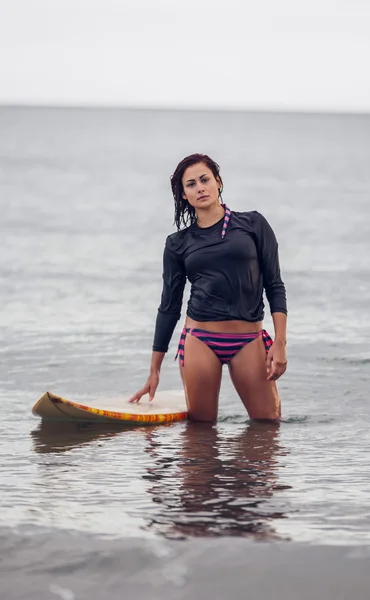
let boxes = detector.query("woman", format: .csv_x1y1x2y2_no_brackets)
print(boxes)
130,154,288,421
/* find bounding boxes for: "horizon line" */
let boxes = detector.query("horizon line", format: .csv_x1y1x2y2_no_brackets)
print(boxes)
0,101,369,117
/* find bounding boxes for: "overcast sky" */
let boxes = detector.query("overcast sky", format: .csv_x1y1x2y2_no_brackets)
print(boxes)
0,0,369,112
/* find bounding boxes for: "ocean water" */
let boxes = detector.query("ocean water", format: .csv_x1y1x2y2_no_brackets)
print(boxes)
1,106,370,598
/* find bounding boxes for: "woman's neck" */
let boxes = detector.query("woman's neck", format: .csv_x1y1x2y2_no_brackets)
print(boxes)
196,203,225,228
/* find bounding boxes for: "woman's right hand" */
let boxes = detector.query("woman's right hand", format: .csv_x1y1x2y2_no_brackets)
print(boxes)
129,371,160,403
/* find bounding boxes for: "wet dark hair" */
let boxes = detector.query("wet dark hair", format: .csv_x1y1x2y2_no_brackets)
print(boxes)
170,153,223,230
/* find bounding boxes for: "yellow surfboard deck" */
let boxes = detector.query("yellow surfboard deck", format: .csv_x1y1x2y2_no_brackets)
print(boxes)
32,390,188,424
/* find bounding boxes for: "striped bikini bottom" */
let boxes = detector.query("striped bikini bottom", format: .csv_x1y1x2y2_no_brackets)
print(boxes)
175,327,273,367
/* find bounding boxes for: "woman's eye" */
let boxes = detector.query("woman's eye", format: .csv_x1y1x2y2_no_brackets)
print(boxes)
201,178,209,183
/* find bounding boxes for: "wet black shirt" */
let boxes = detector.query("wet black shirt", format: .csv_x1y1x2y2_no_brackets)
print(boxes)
152,210,287,352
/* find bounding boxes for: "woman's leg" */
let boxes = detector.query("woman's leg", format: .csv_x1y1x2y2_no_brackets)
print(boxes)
179,332,222,422
228,336,281,420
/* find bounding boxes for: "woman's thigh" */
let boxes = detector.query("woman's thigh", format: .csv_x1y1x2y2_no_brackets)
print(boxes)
228,336,281,420
179,332,222,422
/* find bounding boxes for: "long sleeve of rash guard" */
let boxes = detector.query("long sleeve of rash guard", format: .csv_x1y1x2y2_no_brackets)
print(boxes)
152,237,186,353
252,211,287,315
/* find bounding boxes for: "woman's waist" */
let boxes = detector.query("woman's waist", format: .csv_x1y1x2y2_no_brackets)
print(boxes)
184,316,263,333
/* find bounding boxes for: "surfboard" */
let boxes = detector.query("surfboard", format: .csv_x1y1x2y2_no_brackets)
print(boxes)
32,390,188,424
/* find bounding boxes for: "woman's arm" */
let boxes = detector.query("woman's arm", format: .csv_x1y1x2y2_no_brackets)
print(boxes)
152,236,187,353
129,236,186,402
271,311,287,345
252,211,287,318
253,212,288,380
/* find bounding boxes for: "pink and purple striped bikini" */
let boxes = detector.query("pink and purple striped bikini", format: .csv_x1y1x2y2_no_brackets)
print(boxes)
175,204,274,367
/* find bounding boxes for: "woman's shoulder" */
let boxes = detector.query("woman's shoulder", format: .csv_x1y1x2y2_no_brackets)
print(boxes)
232,210,278,247
231,209,267,228
165,225,192,254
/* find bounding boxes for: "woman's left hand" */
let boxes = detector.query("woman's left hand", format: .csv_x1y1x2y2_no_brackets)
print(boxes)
266,341,287,381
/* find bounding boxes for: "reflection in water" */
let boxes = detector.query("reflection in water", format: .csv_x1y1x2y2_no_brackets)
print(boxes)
143,421,291,541
30,420,291,541
31,421,126,453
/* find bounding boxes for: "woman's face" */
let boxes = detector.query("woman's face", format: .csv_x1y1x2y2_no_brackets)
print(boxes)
181,163,221,210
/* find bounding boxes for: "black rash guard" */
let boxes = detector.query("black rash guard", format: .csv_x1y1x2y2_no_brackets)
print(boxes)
152,210,287,353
